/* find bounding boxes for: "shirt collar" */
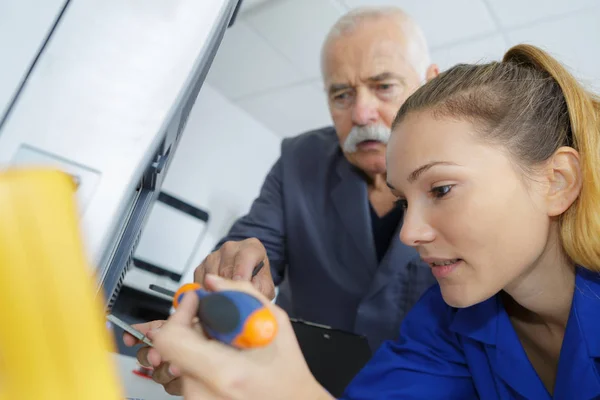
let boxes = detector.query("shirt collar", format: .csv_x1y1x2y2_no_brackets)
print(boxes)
572,266,600,358
449,293,500,346
449,266,600,358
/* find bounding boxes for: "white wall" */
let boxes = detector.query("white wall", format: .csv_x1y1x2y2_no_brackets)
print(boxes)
124,82,281,293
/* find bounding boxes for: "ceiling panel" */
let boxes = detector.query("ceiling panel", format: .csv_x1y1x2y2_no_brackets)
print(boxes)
236,81,333,137
209,0,599,137
205,20,304,99
341,0,499,48
432,34,507,72
506,8,600,92
486,0,598,29
244,0,345,80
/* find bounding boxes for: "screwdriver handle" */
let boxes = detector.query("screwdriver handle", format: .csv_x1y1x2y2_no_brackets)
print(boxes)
172,283,277,349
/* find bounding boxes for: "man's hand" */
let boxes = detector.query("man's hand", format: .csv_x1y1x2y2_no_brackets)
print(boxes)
194,238,276,300
122,320,183,396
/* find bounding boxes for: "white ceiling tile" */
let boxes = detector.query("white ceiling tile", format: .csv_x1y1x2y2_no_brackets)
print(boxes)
342,0,498,48
312,79,326,92
506,9,600,92
432,34,507,72
486,0,598,29
236,81,333,137
206,20,304,99
244,0,346,80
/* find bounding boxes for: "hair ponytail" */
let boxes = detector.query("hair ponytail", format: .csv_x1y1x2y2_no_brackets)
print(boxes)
504,45,600,271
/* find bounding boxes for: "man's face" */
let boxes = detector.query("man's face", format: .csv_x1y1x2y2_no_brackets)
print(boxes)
323,18,423,176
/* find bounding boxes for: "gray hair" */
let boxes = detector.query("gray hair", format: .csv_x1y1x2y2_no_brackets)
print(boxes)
321,6,431,82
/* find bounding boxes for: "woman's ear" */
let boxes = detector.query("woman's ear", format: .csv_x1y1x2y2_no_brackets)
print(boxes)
545,146,582,217
426,64,440,82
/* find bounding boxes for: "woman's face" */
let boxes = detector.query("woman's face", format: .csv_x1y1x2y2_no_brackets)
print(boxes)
387,111,552,307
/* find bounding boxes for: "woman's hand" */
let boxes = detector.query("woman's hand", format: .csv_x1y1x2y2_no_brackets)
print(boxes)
151,275,333,400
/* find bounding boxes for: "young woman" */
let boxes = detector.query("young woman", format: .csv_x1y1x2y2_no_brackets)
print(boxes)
149,44,600,399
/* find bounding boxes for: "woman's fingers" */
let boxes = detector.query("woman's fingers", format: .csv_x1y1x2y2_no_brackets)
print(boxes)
165,291,199,327
152,293,240,384
150,279,328,400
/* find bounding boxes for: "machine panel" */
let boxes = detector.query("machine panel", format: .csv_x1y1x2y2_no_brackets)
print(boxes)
0,0,240,307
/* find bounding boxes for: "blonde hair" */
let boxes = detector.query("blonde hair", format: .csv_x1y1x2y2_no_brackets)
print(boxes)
393,44,600,271
321,6,431,81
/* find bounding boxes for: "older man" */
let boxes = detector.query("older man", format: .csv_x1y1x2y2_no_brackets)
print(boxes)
125,6,439,394
200,5,439,344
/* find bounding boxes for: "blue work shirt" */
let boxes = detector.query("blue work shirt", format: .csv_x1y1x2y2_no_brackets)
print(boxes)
342,266,600,399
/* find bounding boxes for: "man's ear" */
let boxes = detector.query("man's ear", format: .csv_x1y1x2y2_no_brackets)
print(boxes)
545,146,582,217
426,64,440,82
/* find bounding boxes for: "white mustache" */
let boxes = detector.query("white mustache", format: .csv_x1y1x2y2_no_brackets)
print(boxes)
342,124,391,153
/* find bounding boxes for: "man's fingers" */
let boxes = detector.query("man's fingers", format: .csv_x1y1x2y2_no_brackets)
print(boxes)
252,275,276,300
136,346,153,368
164,378,184,396
197,239,267,284
195,252,221,284
152,362,178,385
193,265,204,284
217,242,238,279
231,244,265,281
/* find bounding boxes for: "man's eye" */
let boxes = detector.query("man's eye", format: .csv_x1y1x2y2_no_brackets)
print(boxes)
430,185,453,198
331,91,354,108
333,91,352,100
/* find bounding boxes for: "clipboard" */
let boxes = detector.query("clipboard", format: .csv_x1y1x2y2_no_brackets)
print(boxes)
290,318,372,397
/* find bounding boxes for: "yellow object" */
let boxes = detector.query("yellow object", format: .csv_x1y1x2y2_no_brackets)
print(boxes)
0,168,123,400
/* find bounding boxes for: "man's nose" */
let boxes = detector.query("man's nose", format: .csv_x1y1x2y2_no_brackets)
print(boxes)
351,89,378,126
399,207,435,247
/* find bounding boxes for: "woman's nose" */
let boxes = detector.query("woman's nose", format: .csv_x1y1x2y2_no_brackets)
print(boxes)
399,207,435,247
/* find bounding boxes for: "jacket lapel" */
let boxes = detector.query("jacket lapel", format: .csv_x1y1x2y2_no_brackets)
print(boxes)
330,155,377,273
361,220,421,301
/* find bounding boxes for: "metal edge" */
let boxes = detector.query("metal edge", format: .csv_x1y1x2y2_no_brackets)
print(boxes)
98,0,238,310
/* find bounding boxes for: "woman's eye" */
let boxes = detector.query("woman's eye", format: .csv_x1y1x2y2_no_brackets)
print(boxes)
395,198,408,209
430,185,453,198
